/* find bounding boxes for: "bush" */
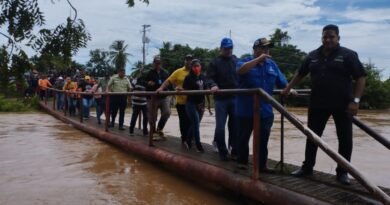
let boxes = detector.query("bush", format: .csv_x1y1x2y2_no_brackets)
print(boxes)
0,95,39,112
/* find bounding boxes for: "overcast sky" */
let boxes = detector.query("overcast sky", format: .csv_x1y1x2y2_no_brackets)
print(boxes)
7,0,390,78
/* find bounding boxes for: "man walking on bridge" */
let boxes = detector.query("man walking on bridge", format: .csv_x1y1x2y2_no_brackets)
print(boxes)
107,68,132,130
282,24,366,185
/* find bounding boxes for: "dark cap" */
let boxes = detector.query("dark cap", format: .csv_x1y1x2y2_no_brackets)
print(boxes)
185,54,193,60
153,55,161,62
220,38,233,48
253,38,274,49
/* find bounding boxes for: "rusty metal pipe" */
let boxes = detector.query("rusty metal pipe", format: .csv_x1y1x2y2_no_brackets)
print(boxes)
39,101,331,205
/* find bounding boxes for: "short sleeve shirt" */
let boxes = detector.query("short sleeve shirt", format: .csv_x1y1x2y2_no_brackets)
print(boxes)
298,45,366,108
107,74,131,93
168,67,190,104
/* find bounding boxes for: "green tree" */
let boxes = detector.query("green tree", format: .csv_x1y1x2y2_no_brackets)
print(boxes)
159,42,219,74
86,49,114,76
109,40,131,71
126,0,149,7
361,64,390,109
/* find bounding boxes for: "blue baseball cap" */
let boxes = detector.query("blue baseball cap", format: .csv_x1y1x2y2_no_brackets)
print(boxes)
220,38,233,48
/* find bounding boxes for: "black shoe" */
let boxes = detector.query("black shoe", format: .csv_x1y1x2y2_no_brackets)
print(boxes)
196,144,204,153
220,154,229,161
237,163,248,170
291,167,313,177
118,127,125,131
336,173,351,185
109,123,114,128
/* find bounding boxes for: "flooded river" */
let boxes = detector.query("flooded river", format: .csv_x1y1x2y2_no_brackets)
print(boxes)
0,108,389,204
0,113,239,205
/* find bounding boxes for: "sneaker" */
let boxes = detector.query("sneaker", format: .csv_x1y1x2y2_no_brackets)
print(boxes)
118,127,125,131
157,129,167,140
109,123,114,128
152,134,162,141
212,141,218,152
129,129,134,136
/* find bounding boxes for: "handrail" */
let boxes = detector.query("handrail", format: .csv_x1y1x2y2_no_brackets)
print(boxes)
352,117,390,150
43,87,390,204
256,88,390,205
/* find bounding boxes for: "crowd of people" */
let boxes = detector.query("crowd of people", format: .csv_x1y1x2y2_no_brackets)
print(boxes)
32,24,366,185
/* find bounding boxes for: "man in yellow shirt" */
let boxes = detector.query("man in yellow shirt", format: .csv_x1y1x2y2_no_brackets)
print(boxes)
157,54,193,144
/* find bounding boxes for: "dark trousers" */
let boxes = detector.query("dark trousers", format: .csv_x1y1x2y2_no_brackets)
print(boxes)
185,102,204,147
110,95,127,127
176,104,190,143
237,115,274,168
214,98,237,158
302,107,353,175
130,104,148,134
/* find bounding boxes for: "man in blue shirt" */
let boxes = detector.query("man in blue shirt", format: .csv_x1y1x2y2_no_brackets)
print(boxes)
236,38,287,172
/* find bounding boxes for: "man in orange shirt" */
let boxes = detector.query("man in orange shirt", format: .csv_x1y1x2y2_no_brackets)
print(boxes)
38,75,52,100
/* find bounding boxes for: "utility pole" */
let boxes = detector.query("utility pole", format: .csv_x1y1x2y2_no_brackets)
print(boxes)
229,29,231,38
141,24,151,71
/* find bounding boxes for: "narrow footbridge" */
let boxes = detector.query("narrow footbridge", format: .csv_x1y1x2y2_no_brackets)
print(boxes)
40,88,390,205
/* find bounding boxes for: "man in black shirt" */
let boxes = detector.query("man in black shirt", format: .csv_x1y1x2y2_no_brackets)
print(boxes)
282,24,366,185
206,38,239,161
145,55,171,140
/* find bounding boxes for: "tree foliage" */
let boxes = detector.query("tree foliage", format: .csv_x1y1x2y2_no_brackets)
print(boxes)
0,0,45,42
86,49,114,77
29,17,91,65
158,42,219,74
109,40,131,71
126,0,149,7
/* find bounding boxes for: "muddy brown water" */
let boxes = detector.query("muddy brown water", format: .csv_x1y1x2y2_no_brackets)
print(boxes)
0,108,389,204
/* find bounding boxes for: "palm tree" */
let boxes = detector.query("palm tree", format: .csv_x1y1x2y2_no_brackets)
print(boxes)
109,40,131,71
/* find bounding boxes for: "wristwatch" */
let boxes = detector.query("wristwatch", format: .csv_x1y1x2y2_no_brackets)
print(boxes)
353,97,360,104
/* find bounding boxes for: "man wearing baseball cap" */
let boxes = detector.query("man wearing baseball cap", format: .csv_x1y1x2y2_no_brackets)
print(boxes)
206,37,239,161
236,37,288,172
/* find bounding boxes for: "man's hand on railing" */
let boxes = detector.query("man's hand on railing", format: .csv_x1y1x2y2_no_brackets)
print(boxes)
175,86,183,91
156,87,164,93
281,88,297,96
210,86,219,92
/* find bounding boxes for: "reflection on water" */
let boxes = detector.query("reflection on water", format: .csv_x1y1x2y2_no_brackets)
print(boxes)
0,113,238,205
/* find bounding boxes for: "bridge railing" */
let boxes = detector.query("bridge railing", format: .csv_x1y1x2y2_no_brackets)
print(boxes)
43,87,390,204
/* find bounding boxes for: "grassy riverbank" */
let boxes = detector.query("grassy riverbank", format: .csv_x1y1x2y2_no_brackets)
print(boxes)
0,95,40,112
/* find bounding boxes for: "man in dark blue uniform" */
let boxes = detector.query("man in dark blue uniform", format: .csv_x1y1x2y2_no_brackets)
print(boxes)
282,24,366,185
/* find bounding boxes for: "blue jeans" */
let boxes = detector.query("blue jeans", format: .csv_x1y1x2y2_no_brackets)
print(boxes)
82,98,93,118
56,92,64,110
237,115,274,168
95,97,105,123
67,96,77,115
185,103,204,147
214,98,237,157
